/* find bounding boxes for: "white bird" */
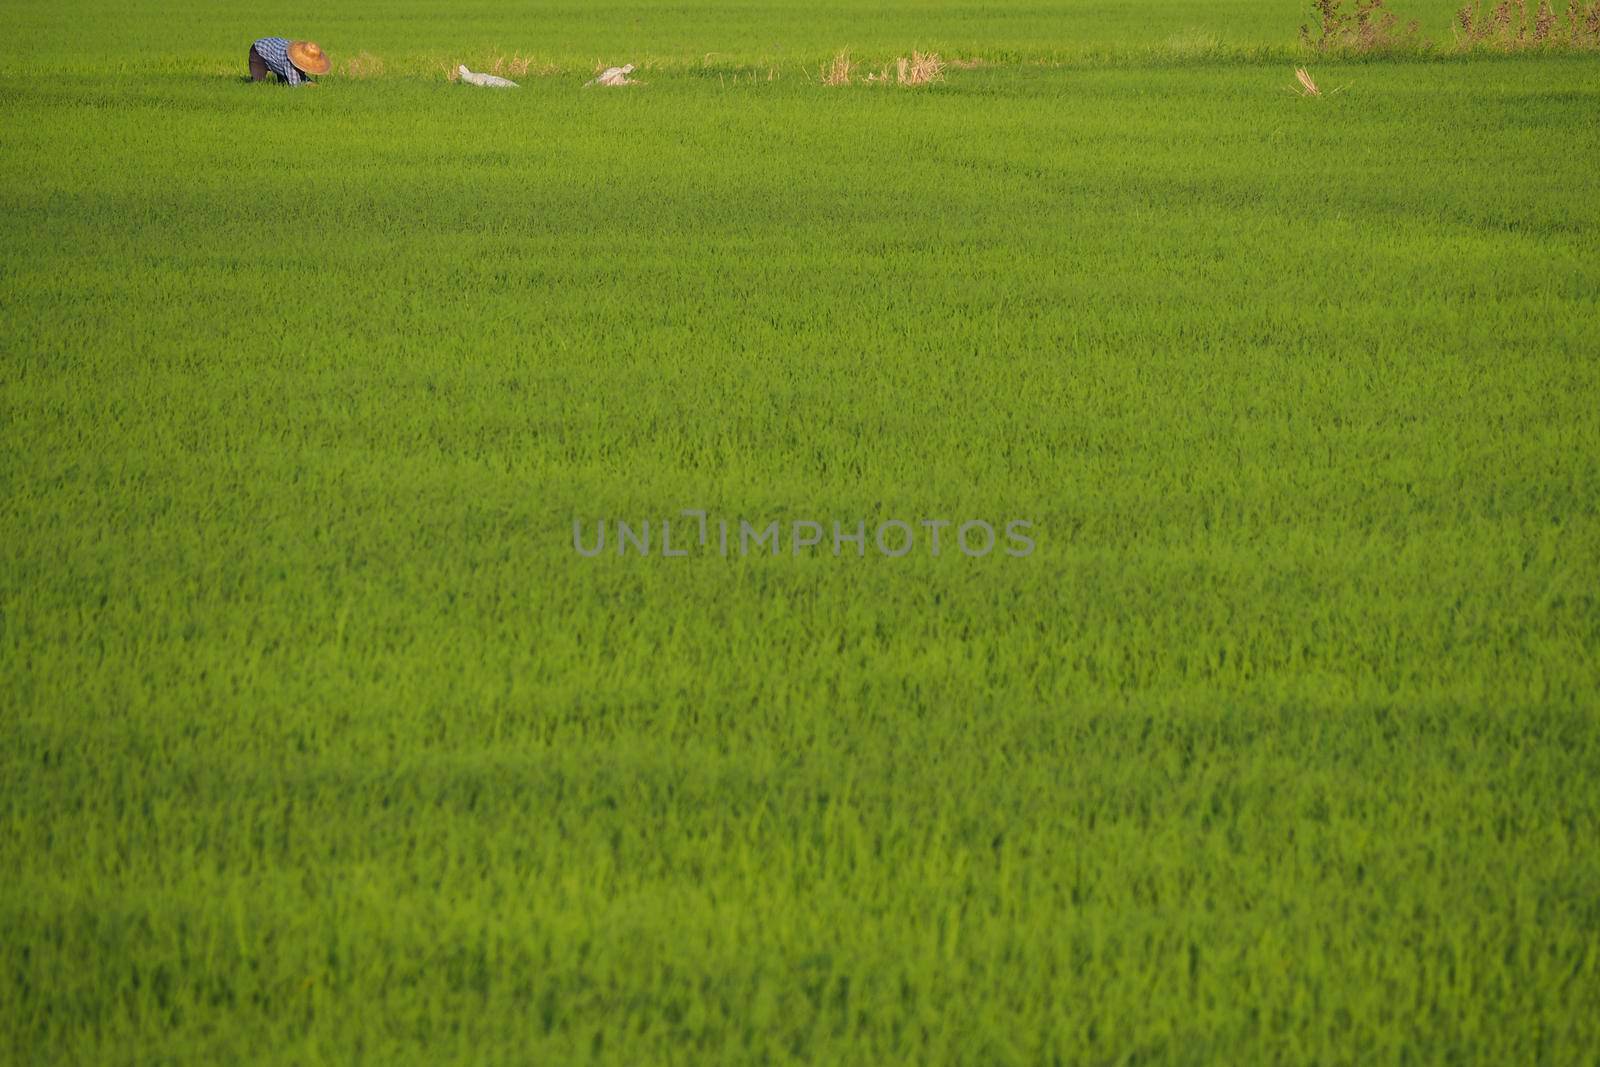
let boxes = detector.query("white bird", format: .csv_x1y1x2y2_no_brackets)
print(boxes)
458,65,519,88
584,64,635,87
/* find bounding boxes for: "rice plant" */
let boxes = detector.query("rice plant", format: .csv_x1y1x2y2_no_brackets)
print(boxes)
4,0,1599,1063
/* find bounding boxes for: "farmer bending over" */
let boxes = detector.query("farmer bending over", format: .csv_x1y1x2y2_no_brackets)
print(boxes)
248,38,330,85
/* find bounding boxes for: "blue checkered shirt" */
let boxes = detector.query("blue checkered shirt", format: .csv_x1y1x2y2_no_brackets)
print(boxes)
253,37,309,85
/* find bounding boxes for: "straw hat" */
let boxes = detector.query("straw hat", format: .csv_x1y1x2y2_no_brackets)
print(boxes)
287,40,331,76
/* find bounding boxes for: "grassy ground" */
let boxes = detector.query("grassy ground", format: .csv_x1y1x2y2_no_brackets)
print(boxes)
3,0,1599,1063
0,0,1478,72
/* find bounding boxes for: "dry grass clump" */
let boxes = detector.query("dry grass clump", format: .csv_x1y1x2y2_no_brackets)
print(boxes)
1301,0,1428,52
898,51,946,85
491,53,558,77
844,50,948,86
1287,66,1347,96
446,53,558,80
338,52,386,79
821,49,855,86
1456,0,1600,49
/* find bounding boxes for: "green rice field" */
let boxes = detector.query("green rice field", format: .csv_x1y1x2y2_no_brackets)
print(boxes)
3,0,1599,1062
